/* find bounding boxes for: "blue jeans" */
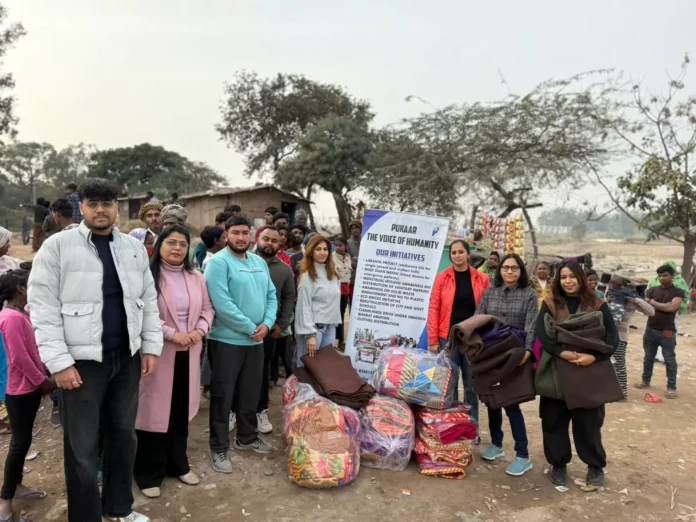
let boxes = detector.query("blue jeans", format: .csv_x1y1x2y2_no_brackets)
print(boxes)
441,338,479,425
642,327,678,390
296,324,337,368
488,404,529,458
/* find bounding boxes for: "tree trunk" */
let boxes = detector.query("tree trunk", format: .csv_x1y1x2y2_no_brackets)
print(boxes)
521,206,539,261
468,204,479,232
681,235,696,280
304,185,317,232
332,192,353,237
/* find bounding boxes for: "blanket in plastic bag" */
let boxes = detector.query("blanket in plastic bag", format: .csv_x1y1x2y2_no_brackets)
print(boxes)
372,347,455,409
282,374,300,405
415,403,477,444
284,387,361,488
412,403,474,479
359,395,414,471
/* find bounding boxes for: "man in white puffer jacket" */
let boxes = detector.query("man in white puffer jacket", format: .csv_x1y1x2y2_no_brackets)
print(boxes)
28,178,162,522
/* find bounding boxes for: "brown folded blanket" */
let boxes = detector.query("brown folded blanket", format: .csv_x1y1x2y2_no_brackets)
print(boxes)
469,333,522,365
449,314,500,357
300,346,375,410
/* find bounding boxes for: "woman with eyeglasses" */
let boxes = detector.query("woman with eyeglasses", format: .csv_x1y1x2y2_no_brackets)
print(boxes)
475,253,538,477
133,226,214,499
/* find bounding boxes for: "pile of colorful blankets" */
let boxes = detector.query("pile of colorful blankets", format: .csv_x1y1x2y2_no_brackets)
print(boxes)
413,404,476,479
284,387,361,488
451,315,535,409
372,347,456,409
359,395,415,471
295,346,375,410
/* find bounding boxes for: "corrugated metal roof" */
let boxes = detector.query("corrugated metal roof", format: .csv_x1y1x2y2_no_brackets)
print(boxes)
181,184,309,202
118,184,309,203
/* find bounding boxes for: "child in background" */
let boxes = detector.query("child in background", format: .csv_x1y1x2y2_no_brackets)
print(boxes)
333,237,353,352
0,269,56,520
586,269,605,298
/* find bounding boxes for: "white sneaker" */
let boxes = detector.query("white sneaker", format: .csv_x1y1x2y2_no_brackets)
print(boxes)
103,512,151,522
257,409,273,434
228,412,236,432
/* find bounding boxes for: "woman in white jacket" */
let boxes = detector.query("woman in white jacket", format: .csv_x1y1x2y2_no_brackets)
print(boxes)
333,236,353,351
295,235,342,367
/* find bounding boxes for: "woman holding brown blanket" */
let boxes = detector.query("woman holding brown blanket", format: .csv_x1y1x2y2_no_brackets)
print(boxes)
475,253,537,477
536,261,619,488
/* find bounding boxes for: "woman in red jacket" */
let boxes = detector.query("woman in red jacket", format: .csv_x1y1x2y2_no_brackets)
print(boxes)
427,240,490,430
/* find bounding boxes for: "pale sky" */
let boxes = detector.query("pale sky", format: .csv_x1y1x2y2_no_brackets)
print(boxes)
5,0,694,226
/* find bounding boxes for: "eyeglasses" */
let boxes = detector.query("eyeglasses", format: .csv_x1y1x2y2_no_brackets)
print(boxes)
163,239,189,249
501,265,521,272
84,201,115,209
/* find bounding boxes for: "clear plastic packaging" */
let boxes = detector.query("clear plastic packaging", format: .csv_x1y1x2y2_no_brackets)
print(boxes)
282,374,300,405
359,395,415,471
283,391,361,489
371,347,456,409
415,403,477,444
412,403,475,479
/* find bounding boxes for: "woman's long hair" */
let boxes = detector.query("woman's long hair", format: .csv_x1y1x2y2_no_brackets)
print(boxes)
551,260,598,310
300,235,337,282
150,225,192,294
493,253,529,288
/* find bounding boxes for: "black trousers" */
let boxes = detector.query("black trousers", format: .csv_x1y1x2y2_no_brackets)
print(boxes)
209,341,263,450
540,396,607,469
234,335,276,414
134,351,190,490
60,347,141,522
270,335,292,383
1,389,42,499
336,294,350,343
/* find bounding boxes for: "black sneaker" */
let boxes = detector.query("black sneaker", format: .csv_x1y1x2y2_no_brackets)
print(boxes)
51,403,61,428
586,466,604,486
550,465,567,485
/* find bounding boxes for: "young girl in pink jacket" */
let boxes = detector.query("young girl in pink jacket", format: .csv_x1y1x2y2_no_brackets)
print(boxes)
0,269,56,521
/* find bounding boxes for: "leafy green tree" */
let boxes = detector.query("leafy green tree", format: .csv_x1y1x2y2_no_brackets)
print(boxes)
366,129,458,216
404,74,611,258
89,143,223,196
589,55,696,275
278,116,373,236
43,143,96,188
0,142,55,202
216,72,372,228
0,5,25,146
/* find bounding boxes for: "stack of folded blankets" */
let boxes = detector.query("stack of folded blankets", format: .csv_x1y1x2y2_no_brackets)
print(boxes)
413,403,476,479
451,315,535,409
283,384,361,489
359,395,415,471
372,347,456,409
295,347,375,410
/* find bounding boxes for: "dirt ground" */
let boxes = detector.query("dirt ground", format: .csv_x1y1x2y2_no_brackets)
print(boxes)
3,237,695,522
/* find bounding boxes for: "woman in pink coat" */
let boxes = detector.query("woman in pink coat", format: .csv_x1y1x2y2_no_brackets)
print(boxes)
134,226,214,499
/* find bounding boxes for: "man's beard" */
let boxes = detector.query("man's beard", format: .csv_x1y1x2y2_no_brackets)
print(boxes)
149,221,162,233
228,241,250,254
87,217,115,231
259,245,279,258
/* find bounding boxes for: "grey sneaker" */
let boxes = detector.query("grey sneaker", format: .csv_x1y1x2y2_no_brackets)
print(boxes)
210,450,233,473
234,437,273,454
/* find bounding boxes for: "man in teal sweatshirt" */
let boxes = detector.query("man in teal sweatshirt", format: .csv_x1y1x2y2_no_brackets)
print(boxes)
204,215,278,474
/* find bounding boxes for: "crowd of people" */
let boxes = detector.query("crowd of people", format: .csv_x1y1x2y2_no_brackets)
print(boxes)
0,178,361,522
428,239,684,486
0,177,688,521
